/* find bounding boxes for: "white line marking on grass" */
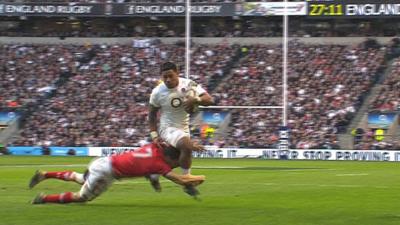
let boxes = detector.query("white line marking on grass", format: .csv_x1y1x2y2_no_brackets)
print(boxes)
291,183,390,189
194,166,338,171
335,173,369,176
284,168,338,172
210,182,391,189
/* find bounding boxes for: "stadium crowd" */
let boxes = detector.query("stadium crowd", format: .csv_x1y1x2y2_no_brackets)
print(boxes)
213,45,282,106
0,44,85,109
352,56,400,150
287,41,386,149
353,130,400,150
11,43,173,146
369,58,400,112
222,109,282,148
2,40,397,150
9,43,239,146
211,42,386,149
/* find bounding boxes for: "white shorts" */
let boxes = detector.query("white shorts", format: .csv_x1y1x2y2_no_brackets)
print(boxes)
159,127,189,148
79,157,114,201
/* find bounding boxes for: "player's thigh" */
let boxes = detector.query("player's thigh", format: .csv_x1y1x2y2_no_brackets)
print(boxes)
160,127,189,148
79,178,113,201
80,157,114,201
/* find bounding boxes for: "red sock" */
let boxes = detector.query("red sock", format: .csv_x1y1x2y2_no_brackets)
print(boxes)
43,192,76,204
45,171,74,181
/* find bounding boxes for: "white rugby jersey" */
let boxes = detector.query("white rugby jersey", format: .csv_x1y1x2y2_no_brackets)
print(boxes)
149,77,206,133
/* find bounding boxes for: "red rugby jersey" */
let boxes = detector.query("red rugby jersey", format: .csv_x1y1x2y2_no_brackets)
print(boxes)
111,143,172,178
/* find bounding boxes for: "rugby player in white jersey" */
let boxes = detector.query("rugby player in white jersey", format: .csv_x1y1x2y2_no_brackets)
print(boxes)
148,62,214,194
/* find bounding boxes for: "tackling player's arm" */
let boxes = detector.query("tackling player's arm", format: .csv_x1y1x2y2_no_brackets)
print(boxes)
161,147,205,187
163,171,205,187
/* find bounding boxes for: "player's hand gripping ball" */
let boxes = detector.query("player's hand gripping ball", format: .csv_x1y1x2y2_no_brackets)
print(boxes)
184,89,199,114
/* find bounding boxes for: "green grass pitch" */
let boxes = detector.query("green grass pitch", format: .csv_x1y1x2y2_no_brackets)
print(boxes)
0,156,399,225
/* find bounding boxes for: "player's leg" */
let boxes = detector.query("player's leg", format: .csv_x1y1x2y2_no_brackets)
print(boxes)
32,179,113,204
31,192,85,204
160,127,202,175
145,174,162,192
32,158,114,204
160,127,204,197
176,136,193,175
176,136,204,174
79,157,114,202
145,127,187,192
29,170,85,189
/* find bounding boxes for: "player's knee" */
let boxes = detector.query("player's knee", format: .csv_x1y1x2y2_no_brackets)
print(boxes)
72,172,85,185
177,137,193,152
79,192,96,202
185,142,201,153
74,192,89,202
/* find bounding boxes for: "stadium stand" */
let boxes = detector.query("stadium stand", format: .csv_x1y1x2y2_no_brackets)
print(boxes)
369,58,400,112
9,43,240,146
351,57,400,150
0,44,86,110
1,39,395,149
211,41,386,149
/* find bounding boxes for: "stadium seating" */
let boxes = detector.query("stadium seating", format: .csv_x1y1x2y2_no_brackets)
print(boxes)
0,44,85,110
5,41,392,149
213,42,386,149
369,58,400,112
11,43,239,146
353,57,400,150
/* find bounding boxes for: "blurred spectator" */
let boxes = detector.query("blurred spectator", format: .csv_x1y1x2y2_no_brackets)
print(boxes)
369,58,400,112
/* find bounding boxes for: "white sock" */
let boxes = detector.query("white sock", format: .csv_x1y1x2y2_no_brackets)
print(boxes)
181,168,191,175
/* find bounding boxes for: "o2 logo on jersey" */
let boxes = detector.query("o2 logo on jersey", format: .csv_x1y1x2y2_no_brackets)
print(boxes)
171,98,182,108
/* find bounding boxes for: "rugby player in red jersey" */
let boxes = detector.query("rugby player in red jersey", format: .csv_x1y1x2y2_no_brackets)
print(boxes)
29,143,205,204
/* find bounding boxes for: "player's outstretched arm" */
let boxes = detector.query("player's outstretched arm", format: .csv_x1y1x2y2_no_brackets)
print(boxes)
163,171,205,187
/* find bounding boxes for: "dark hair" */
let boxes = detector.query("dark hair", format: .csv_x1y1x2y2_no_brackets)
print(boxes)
161,62,178,73
163,146,180,160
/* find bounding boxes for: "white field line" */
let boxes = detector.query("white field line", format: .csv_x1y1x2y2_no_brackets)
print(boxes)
114,180,390,189
335,173,369,176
